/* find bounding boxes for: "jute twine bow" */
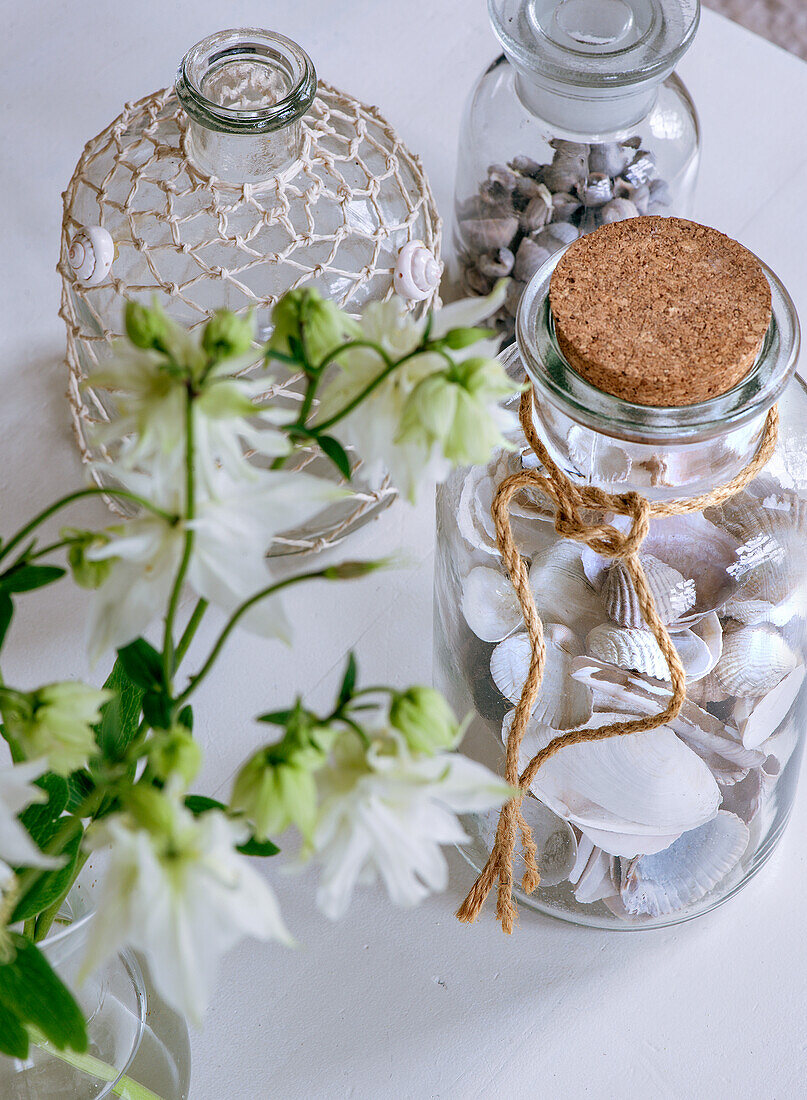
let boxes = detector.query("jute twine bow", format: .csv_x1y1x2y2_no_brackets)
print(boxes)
456,386,779,932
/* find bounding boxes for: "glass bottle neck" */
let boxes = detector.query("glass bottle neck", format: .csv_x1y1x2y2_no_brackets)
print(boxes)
176,29,316,185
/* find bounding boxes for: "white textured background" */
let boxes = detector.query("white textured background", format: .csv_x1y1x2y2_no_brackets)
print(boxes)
3,2,807,1097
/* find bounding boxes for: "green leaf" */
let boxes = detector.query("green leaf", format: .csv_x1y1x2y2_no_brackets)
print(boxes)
317,434,352,480
0,999,29,1059
184,794,227,816
0,934,87,1052
142,690,171,731
0,592,13,650
12,827,83,923
177,705,194,731
65,770,95,814
338,652,357,706
0,564,66,595
19,775,70,849
95,658,145,762
236,836,280,858
116,640,164,692
256,709,293,727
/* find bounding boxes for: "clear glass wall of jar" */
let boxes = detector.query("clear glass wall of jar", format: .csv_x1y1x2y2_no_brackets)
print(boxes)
435,247,805,928
453,0,700,345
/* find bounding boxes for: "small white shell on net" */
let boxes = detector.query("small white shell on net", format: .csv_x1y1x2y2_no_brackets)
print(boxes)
512,710,720,844
461,566,522,643
491,624,593,729
619,811,749,918
735,665,806,750
601,554,696,628
714,623,799,697
68,225,115,286
393,241,443,301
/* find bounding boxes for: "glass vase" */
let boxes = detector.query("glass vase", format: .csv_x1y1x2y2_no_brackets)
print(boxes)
435,243,806,928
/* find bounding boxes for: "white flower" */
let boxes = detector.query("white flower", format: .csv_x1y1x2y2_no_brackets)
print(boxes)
315,284,509,501
308,732,514,919
86,468,344,660
2,683,110,776
0,760,60,869
87,329,289,491
83,800,292,1024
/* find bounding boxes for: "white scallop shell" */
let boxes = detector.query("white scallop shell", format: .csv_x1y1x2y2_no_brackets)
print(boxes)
68,225,115,286
457,450,553,560
641,514,740,623
714,624,799,697
734,665,806,750
393,241,443,301
491,624,593,729
585,624,670,681
602,554,696,628
509,710,721,846
619,811,749,917
461,566,522,643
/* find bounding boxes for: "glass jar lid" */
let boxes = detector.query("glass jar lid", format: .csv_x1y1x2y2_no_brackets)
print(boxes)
489,0,699,90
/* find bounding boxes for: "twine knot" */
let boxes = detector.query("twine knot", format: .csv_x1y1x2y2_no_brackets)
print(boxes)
456,385,779,932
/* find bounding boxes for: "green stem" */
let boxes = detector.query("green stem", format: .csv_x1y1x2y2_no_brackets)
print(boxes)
314,345,434,433
174,598,208,668
176,568,333,706
29,1031,165,1100
0,489,176,566
161,392,196,692
34,850,89,943
24,538,82,562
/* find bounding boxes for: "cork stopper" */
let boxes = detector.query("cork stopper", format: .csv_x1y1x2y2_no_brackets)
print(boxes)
548,217,773,407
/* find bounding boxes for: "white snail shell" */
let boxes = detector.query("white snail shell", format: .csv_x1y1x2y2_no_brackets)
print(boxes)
394,241,442,301
68,226,115,286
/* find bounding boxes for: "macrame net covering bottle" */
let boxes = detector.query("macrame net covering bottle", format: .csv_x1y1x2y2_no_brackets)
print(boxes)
58,28,442,553
435,216,806,929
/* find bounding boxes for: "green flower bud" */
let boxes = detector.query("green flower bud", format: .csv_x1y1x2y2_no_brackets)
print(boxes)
201,310,255,362
62,528,113,590
389,687,461,755
231,751,318,841
124,299,170,351
4,682,111,776
124,785,178,838
148,726,202,788
438,326,495,350
268,289,356,368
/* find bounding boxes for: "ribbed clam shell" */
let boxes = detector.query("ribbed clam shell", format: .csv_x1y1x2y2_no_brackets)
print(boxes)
602,554,696,628
513,710,720,841
619,812,749,917
461,566,522,643
641,514,740,623
491,624,593,729
714,624,799,697
586,624,671,680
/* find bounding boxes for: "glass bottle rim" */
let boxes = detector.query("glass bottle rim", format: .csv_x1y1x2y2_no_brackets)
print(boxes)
514,242,801,445
176,28,317,136
488,0,700,91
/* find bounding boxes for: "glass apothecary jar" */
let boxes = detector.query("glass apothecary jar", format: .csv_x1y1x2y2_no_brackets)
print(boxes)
0,863,190,1097
59,28,441,553
435,220,806,928
453,0,700,344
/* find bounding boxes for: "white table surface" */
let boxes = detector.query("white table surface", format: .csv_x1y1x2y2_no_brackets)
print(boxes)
3,2,807,1097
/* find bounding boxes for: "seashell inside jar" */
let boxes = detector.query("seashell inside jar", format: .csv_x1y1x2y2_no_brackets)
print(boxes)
435,216,806,929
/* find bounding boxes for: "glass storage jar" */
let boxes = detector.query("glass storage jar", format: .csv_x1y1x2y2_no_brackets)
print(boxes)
59,28,441,554
435,224,805,928
453,0,700,344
